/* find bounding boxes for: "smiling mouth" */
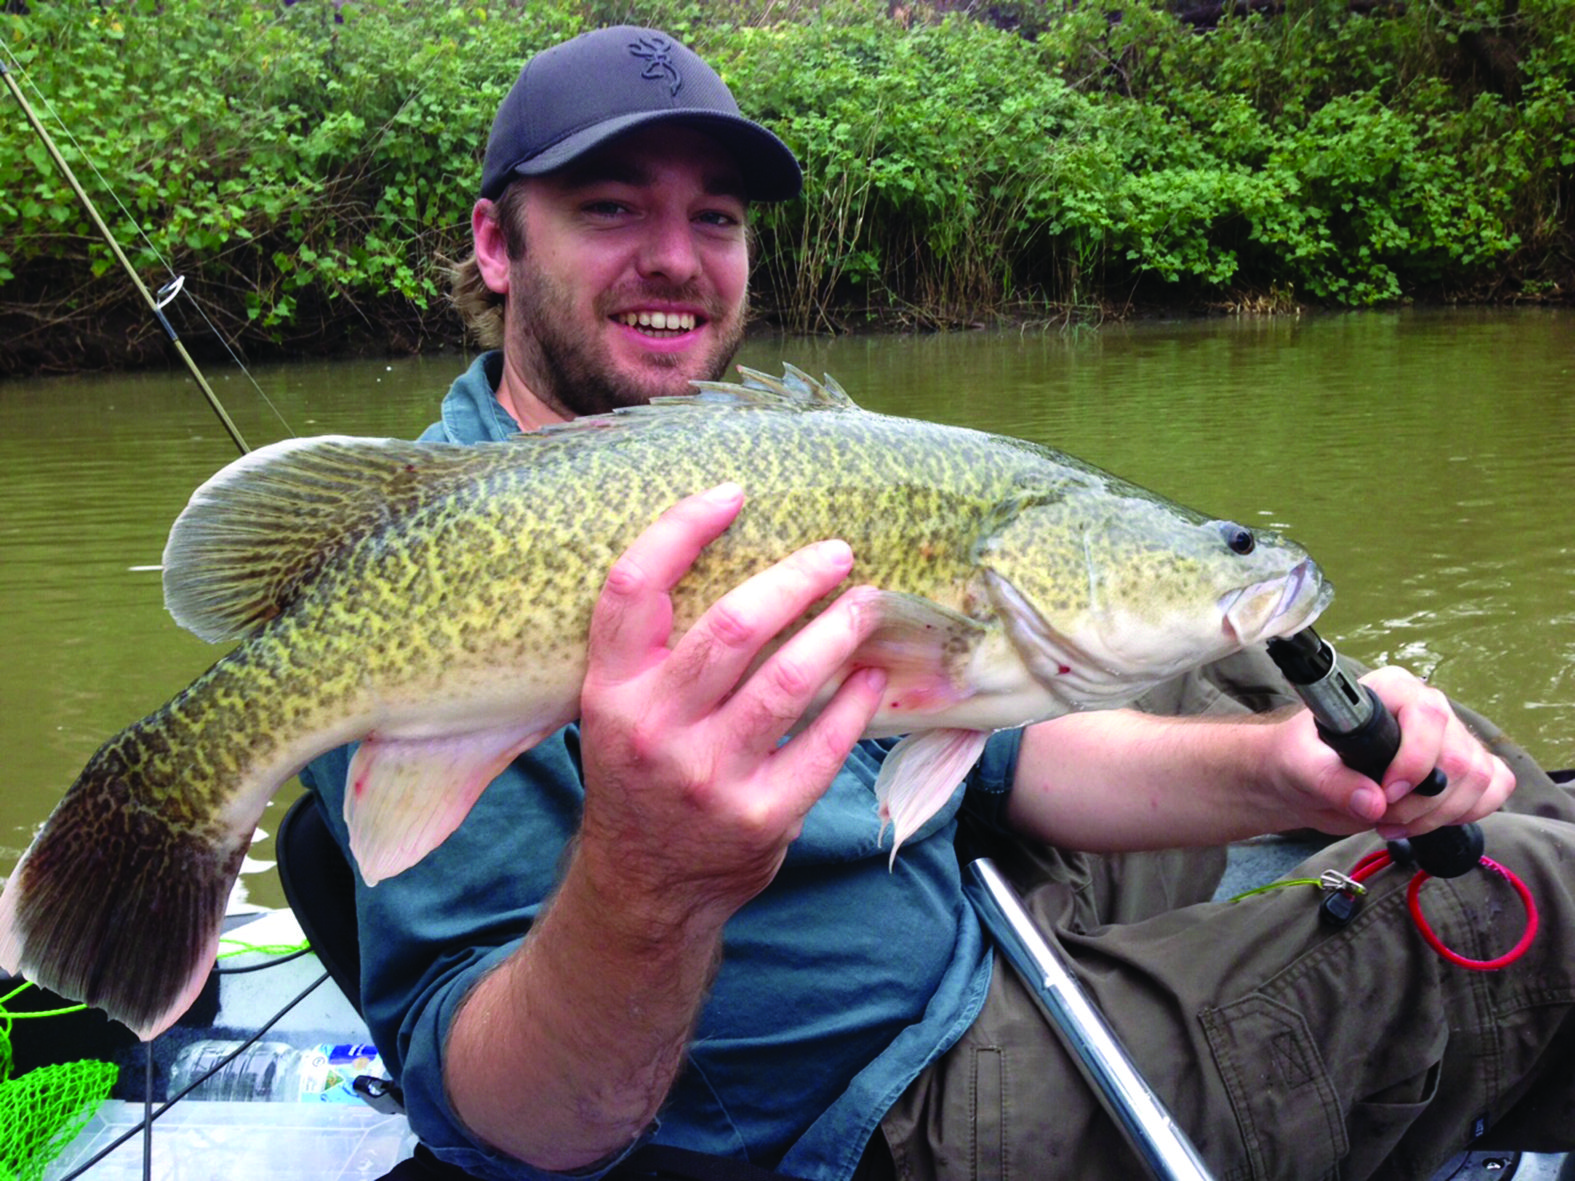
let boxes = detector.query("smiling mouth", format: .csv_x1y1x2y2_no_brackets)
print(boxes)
615,310,698,337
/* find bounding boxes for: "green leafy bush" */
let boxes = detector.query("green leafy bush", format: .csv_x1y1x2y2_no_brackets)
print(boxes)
0,0,1569,370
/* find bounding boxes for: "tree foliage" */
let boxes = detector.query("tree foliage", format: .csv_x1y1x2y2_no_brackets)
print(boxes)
1,0,1570,368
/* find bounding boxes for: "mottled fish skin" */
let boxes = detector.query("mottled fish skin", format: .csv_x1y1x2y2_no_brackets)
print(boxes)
0,366,1329,1038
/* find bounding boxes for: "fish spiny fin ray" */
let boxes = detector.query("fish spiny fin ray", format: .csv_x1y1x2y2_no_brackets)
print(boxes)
874,728,992,867
528,367,858,444
163,435,496,642
344,718,568,886
688,364,858,411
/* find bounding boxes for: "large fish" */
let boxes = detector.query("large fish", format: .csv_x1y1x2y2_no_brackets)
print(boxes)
0,367,1329,1038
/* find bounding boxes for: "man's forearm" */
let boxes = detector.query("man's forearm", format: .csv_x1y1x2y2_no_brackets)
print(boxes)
443,842,728,1170
1006,709,1298,852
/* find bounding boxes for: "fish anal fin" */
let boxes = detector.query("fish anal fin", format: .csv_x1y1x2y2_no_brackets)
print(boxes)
346,722,560,886
874,728,992,867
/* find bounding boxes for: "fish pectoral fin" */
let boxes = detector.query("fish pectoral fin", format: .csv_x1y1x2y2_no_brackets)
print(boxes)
874,728,992,867
853,591,986,697
345,722,556,886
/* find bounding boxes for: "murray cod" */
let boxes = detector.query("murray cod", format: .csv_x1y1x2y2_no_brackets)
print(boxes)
0,366,1330,1038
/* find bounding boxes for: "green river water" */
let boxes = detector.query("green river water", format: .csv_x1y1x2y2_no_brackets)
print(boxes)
1,307,1570,910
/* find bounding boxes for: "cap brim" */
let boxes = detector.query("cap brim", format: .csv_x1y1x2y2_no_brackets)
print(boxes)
496,109,802,203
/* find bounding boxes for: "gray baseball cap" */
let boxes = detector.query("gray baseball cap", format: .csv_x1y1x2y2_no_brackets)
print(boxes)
480,26,803,202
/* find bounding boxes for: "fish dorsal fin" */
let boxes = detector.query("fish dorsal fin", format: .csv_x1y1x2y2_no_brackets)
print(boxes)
521,364,859,442
163,435,489,642
690,363,859,410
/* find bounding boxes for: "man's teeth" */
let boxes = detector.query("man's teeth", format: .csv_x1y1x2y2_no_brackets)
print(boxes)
617,311,696,333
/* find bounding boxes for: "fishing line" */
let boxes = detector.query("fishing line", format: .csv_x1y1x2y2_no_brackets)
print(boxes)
142,1046,152,1181
213,935,315,974
0,46,296,451
52,969,331,1181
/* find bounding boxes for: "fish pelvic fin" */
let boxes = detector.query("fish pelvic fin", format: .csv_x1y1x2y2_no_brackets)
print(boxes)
0,738,250,1039
874,728,992,868
163,435,495,643
346,720,566,886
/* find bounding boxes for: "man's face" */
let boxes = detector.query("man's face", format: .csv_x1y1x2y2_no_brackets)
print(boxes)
496,126,752,418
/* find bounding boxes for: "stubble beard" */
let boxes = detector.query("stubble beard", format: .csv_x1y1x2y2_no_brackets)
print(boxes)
508,260,747,419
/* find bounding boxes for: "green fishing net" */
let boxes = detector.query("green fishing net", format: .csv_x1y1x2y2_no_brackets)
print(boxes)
0,996,118,1181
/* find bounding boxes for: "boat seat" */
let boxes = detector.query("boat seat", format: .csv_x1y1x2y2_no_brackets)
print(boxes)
276,790,364,1015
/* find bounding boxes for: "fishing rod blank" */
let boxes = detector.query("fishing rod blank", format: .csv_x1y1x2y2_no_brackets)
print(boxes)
0,58,250,456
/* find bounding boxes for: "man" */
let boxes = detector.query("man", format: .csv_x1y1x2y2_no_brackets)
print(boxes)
301,25,1575,1181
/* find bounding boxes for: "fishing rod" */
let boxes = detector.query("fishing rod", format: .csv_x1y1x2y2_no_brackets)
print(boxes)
965,627,1514,1181
1266,627,1484,880
0,57,250,457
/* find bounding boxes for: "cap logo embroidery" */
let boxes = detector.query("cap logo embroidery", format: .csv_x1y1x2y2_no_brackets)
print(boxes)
628,35,682,96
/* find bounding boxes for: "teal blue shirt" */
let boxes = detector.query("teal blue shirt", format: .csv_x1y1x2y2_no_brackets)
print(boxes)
300,352,1016,1180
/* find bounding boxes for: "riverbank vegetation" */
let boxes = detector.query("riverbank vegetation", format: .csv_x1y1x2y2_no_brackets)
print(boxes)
1,0,1570,371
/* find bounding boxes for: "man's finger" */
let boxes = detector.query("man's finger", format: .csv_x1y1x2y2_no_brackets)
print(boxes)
588,484,745,682
770,666,889,819
716,582,881,750
662,540,857,719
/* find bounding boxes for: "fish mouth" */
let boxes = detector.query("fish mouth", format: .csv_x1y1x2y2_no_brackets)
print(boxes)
1219,558,1332,646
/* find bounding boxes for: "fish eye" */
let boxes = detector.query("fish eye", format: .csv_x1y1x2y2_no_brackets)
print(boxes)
1217,522,1256,555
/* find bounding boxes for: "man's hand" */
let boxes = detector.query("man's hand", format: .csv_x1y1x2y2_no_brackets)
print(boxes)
1009,667,1515,852
576,481,889,923
1265,665,1515,839
446,484,887,1171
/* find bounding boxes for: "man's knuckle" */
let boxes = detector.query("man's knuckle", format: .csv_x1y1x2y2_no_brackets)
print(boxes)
768,655,816,701
602,554,647,597
625,720,668,765
709,603,758,649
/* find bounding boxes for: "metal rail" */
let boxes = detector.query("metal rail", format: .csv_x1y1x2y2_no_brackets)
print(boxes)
965,857,1217,1181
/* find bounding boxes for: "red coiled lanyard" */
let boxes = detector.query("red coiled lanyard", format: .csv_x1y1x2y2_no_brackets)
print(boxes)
1345,847,1539,971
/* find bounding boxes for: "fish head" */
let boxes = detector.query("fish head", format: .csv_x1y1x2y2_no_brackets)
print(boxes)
975,481,1332,709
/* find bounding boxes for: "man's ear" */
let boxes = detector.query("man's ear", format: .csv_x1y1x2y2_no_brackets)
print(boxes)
472,199,512,295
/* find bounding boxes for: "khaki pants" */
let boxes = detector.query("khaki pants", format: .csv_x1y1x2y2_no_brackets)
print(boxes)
883,653,1575,1181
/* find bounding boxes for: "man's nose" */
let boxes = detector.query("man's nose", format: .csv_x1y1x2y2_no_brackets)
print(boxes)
636,213,703,284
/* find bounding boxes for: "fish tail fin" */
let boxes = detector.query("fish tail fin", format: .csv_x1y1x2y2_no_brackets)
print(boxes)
0,735,249,1040
874,728,992,868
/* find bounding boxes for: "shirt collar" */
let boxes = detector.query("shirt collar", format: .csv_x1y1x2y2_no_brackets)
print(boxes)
436,351,522,444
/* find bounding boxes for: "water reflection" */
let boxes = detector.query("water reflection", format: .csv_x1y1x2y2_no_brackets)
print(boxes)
1,309,1569,910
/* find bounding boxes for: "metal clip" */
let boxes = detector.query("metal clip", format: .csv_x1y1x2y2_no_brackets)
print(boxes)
1318,870,1367,897
1317,870,1366,929
352,1073,405,1114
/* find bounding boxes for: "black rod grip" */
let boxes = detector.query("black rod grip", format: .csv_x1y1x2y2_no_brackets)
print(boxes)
1315,686,1448,798
1269,631,1483,879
